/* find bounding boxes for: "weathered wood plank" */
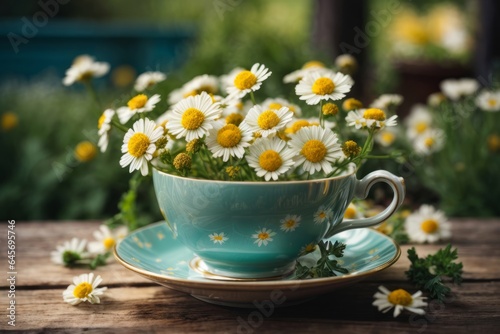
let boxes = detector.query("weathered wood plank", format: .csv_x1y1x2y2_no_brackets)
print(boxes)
2,220,498,288
6,282,500,332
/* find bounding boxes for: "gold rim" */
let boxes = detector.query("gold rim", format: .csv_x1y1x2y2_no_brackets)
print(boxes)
113,222,401,291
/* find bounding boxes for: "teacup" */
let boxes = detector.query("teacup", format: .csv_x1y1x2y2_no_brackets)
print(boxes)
152,164,405,279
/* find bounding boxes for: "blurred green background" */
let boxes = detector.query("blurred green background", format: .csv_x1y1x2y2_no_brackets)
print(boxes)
1,0,498,220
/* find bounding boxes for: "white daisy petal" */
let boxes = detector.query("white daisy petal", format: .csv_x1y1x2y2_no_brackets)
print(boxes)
63,273,108,305
404,204,451,243
373,285,427,318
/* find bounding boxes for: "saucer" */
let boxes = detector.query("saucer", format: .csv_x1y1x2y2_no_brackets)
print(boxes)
114,221,400,307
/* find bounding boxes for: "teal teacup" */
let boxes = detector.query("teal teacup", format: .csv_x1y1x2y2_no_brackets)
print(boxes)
152,164,405,279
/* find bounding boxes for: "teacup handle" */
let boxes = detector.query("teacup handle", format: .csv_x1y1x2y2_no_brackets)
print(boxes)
324,170,405,238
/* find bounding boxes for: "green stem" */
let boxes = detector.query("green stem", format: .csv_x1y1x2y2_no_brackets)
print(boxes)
112,120,129,133
250,91,257,105
319,100,324,128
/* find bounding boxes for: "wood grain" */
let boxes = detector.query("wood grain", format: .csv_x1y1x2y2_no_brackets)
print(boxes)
1,219,499,332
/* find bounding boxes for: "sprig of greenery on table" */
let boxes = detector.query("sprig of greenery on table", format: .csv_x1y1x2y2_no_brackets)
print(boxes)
406,244,463,301
294,240,348,279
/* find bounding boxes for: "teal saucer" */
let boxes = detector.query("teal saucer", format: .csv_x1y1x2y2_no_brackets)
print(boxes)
114,221,400,307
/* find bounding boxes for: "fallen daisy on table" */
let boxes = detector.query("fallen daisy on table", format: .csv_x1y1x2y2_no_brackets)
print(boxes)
63,273,107,305
372,285,427,317
51,237,89,266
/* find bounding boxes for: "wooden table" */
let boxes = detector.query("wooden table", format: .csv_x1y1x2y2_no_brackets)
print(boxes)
2,219,499,333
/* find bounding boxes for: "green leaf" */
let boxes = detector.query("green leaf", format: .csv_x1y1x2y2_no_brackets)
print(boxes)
405,244,463,301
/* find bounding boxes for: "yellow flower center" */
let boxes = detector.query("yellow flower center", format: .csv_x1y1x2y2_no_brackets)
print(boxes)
284,219,296,228
259,150,282,172
127,94,148,110
213,235,224,241
216,124,242,148
304,243,317,252
257,110,280,130
344,206,357,219
73,282,93,299
234,70,257,90
225,113,244,126
181,108,205,130
98,114,106,130
103,237,115,250
312,77,335,95
488,99,498,107
258,232,270,240
342,98,363,111
127,133,150,158
318,212,327,219
286,120,311,134
488,134,500,152
302,60,325,69
322,103,338,115
424,137,435,148
387,289,413,306
381,132,396,145
268,102,283,110
421,219,439,233
74,141,97,162
363,108,386,121
1,112,18,131
183,90,198,98
301,139,327,163
415,122,428,134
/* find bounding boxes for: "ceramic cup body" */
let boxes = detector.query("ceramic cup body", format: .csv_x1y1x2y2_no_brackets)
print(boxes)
153,165,405,279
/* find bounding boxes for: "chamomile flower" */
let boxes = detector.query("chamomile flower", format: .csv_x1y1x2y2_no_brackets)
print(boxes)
226,63,272,99
280,214,301,232
405,104,433,140
283,60,327,84
314,205,333,224
344,202,362,219
117,93,161,124
370,94,403,110
246,137,296,181
335,54,358,75
63,273,107,305
182,74,219,97
252,228,276,247
413,129,445,155
134,71,166,92
97,109,115,153
295,71,353,105
219,67,244,92
288,126,343,175
88,225,128,254
241,105,294,138
346,108,398,129
375,127,399,147
405,204,451,243
51,238,89,266
440,78,479,100
62,55,109,86
205,121,253,162
475,90,500,112
261,98,302,117
427,92,446,107
120,118,164,176
373,286,427,317
166,92,221,141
